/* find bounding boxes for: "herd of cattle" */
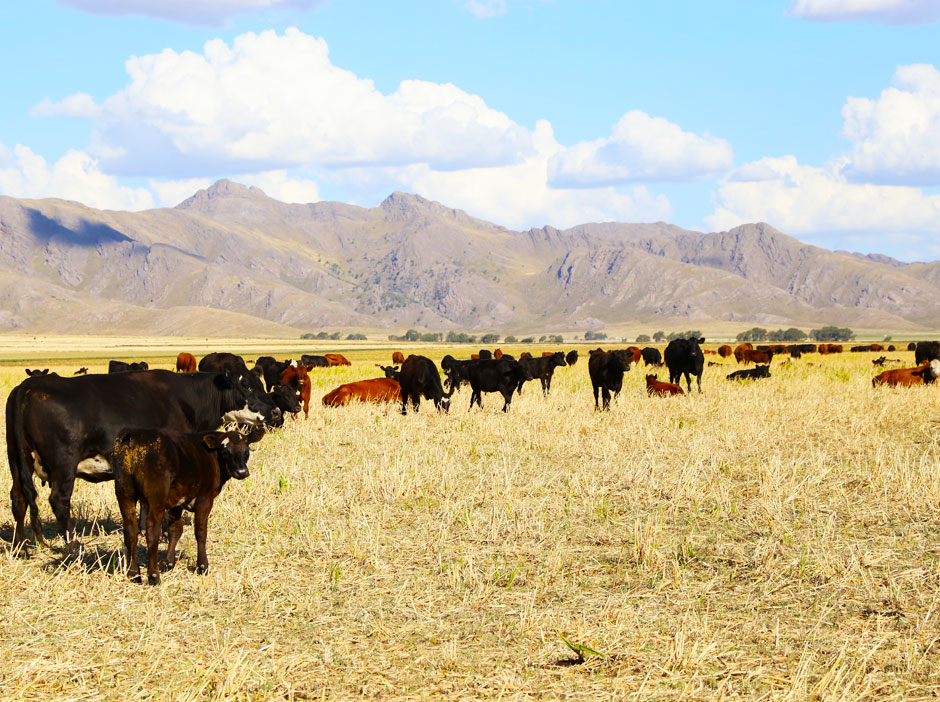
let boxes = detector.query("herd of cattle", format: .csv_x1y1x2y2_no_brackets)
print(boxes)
6,337,940,585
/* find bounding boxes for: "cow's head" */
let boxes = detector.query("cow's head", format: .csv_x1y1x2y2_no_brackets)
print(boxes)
377,364,401,380
217,369,281,426
270,384,303,416
913,359,940,384
203,427,265,481
550,351,567,368
754,364,771,377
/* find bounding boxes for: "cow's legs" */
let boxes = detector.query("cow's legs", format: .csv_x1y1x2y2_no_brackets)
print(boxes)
145,503,166,585
696,372,702,393
602,387,611,411
48,472,77,544
164,507,184,570
501,390,513,412
593,383,600,410
115,488,141,582
193,497,213,575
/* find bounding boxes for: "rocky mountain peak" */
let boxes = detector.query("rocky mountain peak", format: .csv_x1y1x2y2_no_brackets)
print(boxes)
175,179,273,212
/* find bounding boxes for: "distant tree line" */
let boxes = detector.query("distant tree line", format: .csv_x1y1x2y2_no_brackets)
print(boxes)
302,331,366,340
382,330,565,344
733,326,854,343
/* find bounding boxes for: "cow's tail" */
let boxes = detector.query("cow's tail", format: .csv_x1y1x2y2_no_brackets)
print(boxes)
5,385,44,545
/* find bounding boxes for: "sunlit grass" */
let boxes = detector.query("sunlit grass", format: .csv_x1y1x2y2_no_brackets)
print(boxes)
1,346,939,699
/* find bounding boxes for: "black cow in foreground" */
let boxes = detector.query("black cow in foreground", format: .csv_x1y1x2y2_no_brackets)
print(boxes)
108,360,149,373
199,353,276,416
518,351,566,396
399,355,452,414
467,358,531,412
6,369,279,549
726,365,771,381
915,341,940,365
588,348,632,411
25,369,51,377
641,347,662,366
665,337,705,393
112,426,265,585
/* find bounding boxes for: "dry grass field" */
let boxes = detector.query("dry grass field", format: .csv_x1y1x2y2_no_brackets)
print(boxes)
2,343,940,700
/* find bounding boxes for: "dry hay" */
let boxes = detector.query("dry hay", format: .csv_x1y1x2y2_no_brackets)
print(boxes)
0,347,939,700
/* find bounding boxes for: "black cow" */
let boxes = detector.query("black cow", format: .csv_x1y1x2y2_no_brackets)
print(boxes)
440,355,474,393
301,354,329,368
399,355,452,414
108,360,149,373
199,353,276,418
588,348,632,411
113,426,265,585
377,364,401,381
726,365,771,381
269,384,303,423
915,341,940,365
641,347,662,366
467,358,530,412
25,369,50,377
518,351,566,396
253,356,294,391
908,342,917,351
664,337,705,393
6,368,278,548
565,350,579,366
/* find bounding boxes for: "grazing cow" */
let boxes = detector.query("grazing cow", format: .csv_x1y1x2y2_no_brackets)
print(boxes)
565,350,579,366
641,347,663,366
25,369,50,377
888,345,896,352
645,374,684,396
717,345,733,358
176,352,197,373
198,353,276,419
869,343,884,352
915,341,940,365
733,343,753,363
301,354,330,367
399,355,452,414
324,353,351,366
108,360,149,373
665,337,705,393
588,348,632,411
323,378,402,407
624,346,642,365
392,351,406,365
743,349,773,365
850,345,870,353
6,368,278,548
467,358,530,412
73,367,88,375
440,355,474,393
873,360,940,387
726,365,771,381
279,364,311,419
518,351,566,396
112,426,264,585
786,346,802,359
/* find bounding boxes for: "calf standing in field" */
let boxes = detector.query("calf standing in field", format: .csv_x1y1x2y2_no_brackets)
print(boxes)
588,348,632,410
112,427,264,585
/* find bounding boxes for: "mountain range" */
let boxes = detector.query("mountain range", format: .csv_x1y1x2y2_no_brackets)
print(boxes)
0,179,936,336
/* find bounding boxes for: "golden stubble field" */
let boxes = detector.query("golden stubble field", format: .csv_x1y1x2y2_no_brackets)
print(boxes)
1,343,940,700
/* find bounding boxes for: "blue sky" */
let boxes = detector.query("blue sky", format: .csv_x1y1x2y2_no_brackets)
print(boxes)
2,0,940,260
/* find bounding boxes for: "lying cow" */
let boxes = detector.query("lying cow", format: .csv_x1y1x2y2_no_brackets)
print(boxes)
872,360,940,387
109,360,149,373
112,426,264,585
645,374,684,396
322,378,402,407
726,365,771,381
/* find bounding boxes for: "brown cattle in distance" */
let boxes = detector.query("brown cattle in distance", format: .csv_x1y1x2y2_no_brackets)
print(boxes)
744,349,773,365
392,351,405,365
324,354,351,366
176,352,197,373
645,375,684,397
733,343,753,363
717,345,733,358
494,348,503,359
322,378,402,407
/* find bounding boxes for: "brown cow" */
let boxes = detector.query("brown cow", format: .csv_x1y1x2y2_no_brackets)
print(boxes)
279,364,311,418
717,345,733,358
322,377,402,407
743,349,773,365
392,351,405,365
494,348,503,359
645,374,684,397
519,351,532,360
872,360,940,387
625,346,642,365
324,353,351,366
112,426,265,585
176,352,197,372
733,343,753,363
869,343,884,352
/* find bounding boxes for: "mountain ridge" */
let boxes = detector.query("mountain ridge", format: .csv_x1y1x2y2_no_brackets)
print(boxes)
0,180,936,335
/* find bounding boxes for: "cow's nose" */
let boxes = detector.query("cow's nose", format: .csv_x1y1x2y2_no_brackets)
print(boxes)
270,407,282,420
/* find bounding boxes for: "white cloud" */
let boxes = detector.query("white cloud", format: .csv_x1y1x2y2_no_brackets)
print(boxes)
368,120,672,230
788,0,940,25
464,0,507,19
56,0,326,26
45,28,534,178
548,110,733,187
705,155,940,239
31,93,101,119
149,177,212,207
0,143,155,211
842,64,940,185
